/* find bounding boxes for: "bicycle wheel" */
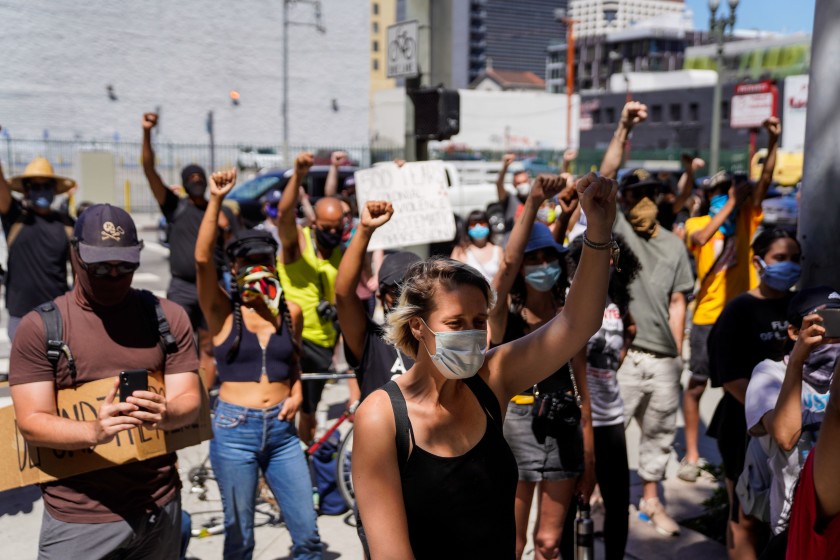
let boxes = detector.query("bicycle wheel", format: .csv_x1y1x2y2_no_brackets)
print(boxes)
336,425,355,508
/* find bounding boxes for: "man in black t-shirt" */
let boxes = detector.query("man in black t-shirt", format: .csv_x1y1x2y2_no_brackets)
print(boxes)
335,201,418,402
0,157,75,343
142,112,236,387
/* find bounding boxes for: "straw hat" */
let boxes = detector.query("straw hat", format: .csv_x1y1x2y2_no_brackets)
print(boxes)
10,157,76,194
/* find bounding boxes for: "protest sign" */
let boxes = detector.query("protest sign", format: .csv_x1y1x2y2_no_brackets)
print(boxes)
0,373,212,492
354,161,457,251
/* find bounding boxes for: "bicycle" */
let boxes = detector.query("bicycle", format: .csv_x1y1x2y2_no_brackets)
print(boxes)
389,29,415,63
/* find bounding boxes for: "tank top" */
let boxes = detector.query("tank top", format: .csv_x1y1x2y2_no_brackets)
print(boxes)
382,376,517,558
464,245,503,283
213,318,294,383
500,310,573,395
277,226,342,348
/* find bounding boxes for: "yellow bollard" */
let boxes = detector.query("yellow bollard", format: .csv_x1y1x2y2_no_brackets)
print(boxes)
124,179,131,213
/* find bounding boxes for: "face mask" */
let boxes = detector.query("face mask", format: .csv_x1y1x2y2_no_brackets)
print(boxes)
71,250,133,307
626,197,659,238
709,194,737,237
28,188,55,209
468,224,490,241
536,207,556,225
315,227,342,250
523,261,561,292
420,318,487,380
759,258,801,292
802,343,840,392
265,204,279,220
236,265,282,316
185,180,206,198
516,182,531,199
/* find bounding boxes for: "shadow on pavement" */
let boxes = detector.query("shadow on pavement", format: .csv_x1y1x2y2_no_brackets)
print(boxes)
0,485,41,517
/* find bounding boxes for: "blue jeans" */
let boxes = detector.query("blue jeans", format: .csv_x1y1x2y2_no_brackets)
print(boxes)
210,399,323,560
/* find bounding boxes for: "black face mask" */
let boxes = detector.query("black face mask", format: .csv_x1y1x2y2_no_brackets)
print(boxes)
71,250,133,307
185,180,206,198
315,227,342,250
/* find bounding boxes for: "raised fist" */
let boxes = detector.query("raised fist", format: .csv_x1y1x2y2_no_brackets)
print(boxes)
331,151,348,167
575,173,618,241
502,153,516,167
295,152,314,175
209,168,237,198
142,113,158,130
763,116,781,139
530,174,565,203
563,149,578,163
361,200,394,230
620,101,648,129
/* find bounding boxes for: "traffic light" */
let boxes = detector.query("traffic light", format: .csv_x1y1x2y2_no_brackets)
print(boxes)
409,87,460,140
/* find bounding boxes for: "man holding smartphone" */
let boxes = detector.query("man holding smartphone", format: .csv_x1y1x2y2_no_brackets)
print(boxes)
9,204,202,559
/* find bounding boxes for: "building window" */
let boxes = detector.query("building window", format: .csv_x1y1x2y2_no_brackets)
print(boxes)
592,109,602,124
721,100,730,121
373,40,379,52
373,22,379,33
651,105,662,123
670,103,681,122
373,3,379,15
373,59,379,71
689,102,699,122
605,107,615,124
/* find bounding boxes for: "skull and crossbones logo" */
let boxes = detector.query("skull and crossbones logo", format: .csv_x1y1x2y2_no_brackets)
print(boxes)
101,221,125,241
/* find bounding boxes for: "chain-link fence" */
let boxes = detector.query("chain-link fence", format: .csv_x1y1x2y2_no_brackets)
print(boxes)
0,137,404,213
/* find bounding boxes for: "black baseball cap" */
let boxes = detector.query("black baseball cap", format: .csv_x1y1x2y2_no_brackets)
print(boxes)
378,251,421,291
73,204,143,264
225,229,278,260
619,168,663,193
181,164,207,186
787,286,840,329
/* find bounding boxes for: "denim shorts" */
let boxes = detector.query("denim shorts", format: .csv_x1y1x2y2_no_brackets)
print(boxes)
503,401,583,482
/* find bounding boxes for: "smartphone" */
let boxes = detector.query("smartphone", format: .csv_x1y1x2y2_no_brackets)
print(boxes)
817,309,840,339
119,369,149,403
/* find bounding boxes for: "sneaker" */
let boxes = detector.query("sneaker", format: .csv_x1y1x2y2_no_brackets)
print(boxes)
638,498,680,536
677,457,701,482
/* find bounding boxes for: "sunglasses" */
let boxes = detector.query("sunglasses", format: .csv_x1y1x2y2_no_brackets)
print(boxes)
79,260,140,278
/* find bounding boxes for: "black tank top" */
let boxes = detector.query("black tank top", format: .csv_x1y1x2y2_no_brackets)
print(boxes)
383,376,517,559
212,319,294,383
500,310,573,394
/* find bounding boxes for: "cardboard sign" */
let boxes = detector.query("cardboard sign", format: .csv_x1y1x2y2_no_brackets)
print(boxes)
0,373,212,492
354,161,457,250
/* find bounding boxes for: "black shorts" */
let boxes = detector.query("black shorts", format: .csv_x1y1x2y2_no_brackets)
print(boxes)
167,276,207,332
689,323,714,383
300,339,335,414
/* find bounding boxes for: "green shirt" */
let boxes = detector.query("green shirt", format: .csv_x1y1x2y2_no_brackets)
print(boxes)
614,213,694,357
278,226,342,348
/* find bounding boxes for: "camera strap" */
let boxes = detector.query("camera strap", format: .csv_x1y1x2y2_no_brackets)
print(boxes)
531,361,581,407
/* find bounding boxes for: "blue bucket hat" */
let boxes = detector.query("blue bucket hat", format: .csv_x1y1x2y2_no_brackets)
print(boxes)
524,222,567,255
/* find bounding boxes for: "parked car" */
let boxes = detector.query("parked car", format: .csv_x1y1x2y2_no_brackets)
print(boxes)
761,185,798,233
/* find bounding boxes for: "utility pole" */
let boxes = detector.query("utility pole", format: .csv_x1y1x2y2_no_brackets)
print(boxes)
555,8,578,150
206,110,215,171
708,0,738,173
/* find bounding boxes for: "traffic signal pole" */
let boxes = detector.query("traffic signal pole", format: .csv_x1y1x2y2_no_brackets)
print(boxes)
405,0,431,162
799,0,840,288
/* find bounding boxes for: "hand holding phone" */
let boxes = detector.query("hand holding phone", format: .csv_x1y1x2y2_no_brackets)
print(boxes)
816,309,840,340
120,369,149,403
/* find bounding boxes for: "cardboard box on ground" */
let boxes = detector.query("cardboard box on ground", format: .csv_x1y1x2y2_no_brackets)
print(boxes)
0,372,212,492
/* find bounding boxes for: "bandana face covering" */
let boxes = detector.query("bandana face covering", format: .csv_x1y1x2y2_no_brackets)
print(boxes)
236,265,282,316
802,344,840,392
626,197,659,238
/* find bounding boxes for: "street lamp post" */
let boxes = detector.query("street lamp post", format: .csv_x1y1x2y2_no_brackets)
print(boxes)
555,8,578,150
708,0,738,173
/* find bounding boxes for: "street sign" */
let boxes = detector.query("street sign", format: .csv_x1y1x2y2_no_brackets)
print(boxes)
387,20,419,79
730,81,778,129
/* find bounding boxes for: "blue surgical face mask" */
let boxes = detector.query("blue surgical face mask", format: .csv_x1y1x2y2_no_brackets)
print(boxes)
523,261,561,292
468,224,490,241
420,318,487,380
28,188,55,209
709,194,737,237
758,258,801,292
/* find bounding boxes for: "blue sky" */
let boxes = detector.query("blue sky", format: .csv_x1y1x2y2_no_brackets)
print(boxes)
683,0,814,35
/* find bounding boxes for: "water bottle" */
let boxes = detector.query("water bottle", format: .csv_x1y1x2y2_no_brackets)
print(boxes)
575,497,595,560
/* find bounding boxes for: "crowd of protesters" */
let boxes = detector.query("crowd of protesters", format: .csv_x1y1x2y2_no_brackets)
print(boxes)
2,98,839,560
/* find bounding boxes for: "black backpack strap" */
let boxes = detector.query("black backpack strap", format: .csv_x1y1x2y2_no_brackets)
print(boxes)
465,375,503,430
382,381,414,472
35,302,77,386
138,290,178,356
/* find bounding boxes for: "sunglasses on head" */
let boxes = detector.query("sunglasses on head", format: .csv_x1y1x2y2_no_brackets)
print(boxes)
78,260,140,278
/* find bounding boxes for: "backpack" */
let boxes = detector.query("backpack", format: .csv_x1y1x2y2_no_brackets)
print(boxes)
35,290,178,386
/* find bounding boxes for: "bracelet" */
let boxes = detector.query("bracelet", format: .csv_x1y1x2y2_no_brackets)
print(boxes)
582,232,621,272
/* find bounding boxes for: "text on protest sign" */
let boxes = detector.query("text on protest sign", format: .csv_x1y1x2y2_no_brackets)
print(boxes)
354,161,456,251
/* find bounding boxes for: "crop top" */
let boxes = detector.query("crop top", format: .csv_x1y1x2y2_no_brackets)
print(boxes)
213,319,294,383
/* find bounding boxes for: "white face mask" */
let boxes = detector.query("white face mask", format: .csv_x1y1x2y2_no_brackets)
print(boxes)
419,318,487,380
516,182,531,198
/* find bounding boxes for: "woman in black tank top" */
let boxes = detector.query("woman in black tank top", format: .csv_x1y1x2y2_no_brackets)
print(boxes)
196,170,322,560
352,174,618,559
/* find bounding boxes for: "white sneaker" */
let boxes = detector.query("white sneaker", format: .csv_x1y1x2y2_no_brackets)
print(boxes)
639,498,680,536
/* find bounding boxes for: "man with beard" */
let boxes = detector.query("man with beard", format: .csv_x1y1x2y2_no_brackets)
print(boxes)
142,112,235,388
276,152,347,443
600,101,694,536
9,204,202,559
0,156,75,343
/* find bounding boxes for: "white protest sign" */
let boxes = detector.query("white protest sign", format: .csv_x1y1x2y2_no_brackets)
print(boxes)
354,161,456,251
